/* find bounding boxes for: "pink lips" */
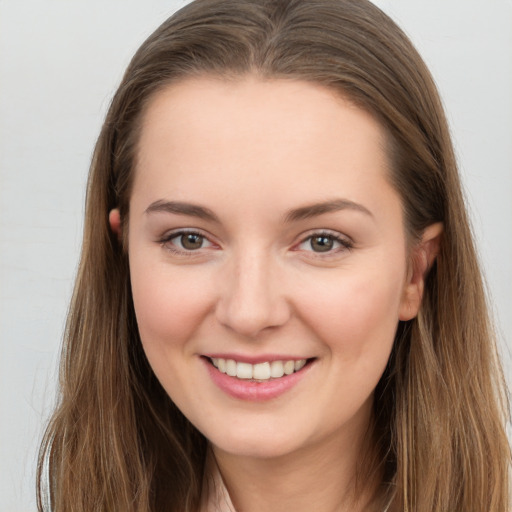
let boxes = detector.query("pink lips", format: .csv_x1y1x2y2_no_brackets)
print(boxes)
202,356,313,402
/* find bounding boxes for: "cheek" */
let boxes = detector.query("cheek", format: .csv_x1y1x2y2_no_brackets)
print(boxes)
296,261,405,362
130,261,214,353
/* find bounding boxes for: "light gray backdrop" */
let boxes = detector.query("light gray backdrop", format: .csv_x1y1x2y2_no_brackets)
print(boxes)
1,1,511,510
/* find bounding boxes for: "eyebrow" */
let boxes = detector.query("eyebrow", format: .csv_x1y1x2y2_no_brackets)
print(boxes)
144,198,373,224
145,200,219,222
284,199,373,223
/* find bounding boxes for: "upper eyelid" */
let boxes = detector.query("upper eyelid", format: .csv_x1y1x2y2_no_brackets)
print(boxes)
294,230,354,255
159,229,216,255
157,227,353,249
158,228,215,250
159,227,212,241
296,228,353,243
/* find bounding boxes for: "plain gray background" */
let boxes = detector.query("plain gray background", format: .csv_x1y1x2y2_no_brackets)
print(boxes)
1,1,511,509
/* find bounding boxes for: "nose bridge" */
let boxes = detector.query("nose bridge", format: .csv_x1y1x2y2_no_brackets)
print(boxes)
216,244,289,337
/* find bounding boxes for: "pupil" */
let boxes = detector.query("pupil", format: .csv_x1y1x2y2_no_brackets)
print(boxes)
311,236,333,252
181,234,203,250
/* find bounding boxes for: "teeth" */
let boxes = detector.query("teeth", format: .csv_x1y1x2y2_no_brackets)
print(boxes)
236,362,253,379
283,360,295,375
294,359,306,371
253,362,271,380
270,360,284,378
226,359,237,377
211,357,308,380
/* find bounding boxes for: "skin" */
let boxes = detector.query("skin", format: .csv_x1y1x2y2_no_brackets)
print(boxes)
110,77,441,512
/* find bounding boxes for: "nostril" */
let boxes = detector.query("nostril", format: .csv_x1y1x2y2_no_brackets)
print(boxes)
215,299,292,339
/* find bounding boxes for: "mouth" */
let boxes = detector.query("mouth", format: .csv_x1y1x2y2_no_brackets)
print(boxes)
204,356,314,382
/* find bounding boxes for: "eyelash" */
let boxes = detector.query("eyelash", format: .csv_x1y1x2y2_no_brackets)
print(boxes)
159,229,214,256
158,229,353,256
296,230,354,256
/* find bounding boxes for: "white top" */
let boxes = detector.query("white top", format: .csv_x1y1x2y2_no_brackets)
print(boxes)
200,449,237,512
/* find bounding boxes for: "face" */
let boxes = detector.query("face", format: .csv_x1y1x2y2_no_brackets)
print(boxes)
124,77,422,460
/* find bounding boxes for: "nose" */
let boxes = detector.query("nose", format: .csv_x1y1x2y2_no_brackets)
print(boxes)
215,249,291,339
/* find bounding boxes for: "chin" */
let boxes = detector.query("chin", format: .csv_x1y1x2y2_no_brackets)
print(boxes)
206,426,302,460
214,441,299,460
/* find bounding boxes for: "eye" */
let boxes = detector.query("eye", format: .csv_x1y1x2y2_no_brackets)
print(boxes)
160,230,214,253
297,232,352,254
177,233,208,250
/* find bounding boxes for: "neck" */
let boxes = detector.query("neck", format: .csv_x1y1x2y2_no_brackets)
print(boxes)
211,414,381,512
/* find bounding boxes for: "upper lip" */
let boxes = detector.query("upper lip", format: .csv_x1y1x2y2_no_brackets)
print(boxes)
202,353,312,364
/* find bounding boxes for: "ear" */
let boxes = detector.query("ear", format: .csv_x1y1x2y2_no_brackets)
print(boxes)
109,208,122,238
399,222,443,321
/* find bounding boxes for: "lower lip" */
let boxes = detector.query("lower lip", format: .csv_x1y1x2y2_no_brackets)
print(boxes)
203,358,313,402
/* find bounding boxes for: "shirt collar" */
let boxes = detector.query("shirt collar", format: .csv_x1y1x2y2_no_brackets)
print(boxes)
200,446,237,512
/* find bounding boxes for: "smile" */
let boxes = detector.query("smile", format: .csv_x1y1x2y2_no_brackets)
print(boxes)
204,355,315,401
210,357,307,381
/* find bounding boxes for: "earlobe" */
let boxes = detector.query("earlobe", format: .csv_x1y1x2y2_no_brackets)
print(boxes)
109,209,122,238
399,222,443,321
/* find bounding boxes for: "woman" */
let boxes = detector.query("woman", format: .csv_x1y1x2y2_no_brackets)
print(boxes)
37,0,510,511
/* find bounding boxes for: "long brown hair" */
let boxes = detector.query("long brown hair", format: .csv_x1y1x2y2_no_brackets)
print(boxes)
37,1,510,510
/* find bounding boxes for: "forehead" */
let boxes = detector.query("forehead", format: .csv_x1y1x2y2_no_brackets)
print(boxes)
138,76,387,154
132,76,396,218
